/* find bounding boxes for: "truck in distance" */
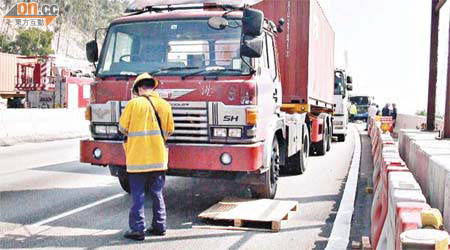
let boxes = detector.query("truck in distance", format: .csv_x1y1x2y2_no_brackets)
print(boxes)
81,0,336,199
333,69,352,142
349,95,373,122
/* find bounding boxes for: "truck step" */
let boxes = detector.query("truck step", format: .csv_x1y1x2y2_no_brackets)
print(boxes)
198,197,298,232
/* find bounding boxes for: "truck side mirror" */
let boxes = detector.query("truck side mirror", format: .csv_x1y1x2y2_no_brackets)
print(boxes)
242,8,264,36
347,76,353,84
347,84,353,91
240,35,263,58
86,40,99,63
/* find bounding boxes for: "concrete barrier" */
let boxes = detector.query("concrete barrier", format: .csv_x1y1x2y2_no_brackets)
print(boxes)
427,155,450,213
446,172,450,232
398,129,437,161
396,113,443,133
425,155,450,231
2,109,36,145
0,110,7,145
403,133,439,171
413,144,450,200
0,108,90,146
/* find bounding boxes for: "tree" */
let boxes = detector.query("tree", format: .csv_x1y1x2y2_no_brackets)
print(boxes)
0,33,13,53
12,28,54,56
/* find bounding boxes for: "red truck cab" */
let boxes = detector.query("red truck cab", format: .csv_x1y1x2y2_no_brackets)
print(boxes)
81,0,335,199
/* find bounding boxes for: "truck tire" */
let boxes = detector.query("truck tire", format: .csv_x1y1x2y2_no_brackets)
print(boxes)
251,137,280,199
337,134,346,142
118,173,131,193
287,126,309,175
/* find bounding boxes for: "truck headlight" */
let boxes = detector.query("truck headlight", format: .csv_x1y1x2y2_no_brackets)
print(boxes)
95,125,107,134
107,125,118,134
228,128,242,138
213,128,227,137
94,125,118,134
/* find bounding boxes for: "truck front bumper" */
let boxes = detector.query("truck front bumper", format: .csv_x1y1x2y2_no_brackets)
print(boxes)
80,140,264,172
333,116,347,135
354,113,368,120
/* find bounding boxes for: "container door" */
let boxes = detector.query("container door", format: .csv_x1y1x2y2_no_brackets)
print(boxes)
68,83,79,108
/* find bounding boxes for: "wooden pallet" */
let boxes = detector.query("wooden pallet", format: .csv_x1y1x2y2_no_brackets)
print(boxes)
198,197,298,232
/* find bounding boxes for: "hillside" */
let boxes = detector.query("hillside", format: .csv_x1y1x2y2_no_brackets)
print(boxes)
0,0,130,59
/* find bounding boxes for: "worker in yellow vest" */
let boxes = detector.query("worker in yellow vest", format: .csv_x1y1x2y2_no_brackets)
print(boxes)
349,103,357,122
119,73,174,241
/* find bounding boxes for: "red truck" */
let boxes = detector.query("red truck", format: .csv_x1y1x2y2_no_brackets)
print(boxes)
81,0,335,198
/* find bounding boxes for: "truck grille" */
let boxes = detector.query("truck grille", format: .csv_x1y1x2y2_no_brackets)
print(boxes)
169,102,209,142
357,106,368,114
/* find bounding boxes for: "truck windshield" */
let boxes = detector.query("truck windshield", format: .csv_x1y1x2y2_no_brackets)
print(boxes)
334,71,344,95
97,19,250,77
349,96,369,106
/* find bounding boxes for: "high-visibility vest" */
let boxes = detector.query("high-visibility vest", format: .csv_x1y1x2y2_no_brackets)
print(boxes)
119,92,174,173
350,105,357,115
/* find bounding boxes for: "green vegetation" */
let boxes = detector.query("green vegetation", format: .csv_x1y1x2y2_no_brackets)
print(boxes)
0,33,13,52
0,28,54,55
415,109,427,116
14,28,54,55
0,0,130,56
48,0,129,36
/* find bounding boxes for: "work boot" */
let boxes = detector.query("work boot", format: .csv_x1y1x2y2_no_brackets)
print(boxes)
145,227,166,236
124,230,145,241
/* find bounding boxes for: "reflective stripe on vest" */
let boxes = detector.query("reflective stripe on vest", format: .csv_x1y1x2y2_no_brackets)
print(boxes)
127,163,167,171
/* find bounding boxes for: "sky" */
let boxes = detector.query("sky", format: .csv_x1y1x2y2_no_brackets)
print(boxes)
317,0,449,115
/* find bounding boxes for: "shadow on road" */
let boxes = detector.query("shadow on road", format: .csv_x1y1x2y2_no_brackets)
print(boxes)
0,172,256,249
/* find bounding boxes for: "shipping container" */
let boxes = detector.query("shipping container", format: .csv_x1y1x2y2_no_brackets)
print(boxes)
0,52,36,98
255,0,335,108
0,52,22,97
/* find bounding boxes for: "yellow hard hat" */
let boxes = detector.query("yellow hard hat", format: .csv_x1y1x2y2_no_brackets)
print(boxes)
131,72,159,95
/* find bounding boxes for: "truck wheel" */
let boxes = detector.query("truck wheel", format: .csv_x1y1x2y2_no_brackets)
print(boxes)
118,173,131,193
287,126,309,175
251,138,280,199
337,134,346,142
302,127,310,171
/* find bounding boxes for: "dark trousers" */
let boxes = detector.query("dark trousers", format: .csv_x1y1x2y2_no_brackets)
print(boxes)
129,171,166,233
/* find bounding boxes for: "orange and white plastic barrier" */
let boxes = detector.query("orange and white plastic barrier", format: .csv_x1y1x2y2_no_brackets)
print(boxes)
368,116,450,250
395,202,431,250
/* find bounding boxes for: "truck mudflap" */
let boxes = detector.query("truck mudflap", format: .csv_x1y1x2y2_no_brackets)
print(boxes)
310,116,324,143
80,139,264,172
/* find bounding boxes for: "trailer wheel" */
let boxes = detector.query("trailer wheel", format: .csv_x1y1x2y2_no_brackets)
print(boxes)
118,172,131,193
251,137,280,199
287,126,309,175
337,134,346,142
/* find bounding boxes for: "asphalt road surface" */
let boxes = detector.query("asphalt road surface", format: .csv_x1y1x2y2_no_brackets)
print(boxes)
0,126,360,250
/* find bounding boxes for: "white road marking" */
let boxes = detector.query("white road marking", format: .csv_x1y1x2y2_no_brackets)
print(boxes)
325,125,362,250
31,193,126,227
